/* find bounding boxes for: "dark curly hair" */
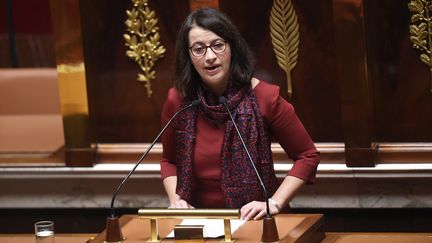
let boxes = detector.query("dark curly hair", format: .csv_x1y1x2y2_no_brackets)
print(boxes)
173,8,255,99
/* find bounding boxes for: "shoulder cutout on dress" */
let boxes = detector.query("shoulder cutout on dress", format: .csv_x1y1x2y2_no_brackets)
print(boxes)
251,77,260,89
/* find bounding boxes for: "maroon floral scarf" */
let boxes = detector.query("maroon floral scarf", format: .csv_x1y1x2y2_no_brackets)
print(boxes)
175,84,279,208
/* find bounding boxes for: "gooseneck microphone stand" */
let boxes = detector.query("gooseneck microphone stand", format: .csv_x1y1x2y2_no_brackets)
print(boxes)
219,96,279,243
105,99,201,243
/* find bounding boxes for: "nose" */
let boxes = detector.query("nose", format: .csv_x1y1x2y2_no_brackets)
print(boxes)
204,47,217,61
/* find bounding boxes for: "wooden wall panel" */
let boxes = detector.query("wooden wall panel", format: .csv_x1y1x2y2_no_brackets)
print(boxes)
80,0,189,143
332,0,377,166
4,0,432,165
80,0,343,144
281,0,343,142
364,0,432,142
0,0,55,67
221,0,343,142
50,0,94,166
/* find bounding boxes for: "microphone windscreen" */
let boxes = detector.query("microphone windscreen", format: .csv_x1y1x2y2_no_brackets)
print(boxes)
191,99,201,106
219,96,227,105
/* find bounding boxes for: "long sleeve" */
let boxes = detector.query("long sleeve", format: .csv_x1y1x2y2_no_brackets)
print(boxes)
255,82,320,184
160,88,181,179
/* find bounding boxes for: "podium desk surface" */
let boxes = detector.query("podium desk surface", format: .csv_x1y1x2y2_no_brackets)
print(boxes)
1,229,431,243
0,233,95,243
323,232,432,243
90,213,324,243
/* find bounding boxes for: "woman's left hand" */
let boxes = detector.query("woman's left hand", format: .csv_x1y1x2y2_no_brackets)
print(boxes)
240,200,279,220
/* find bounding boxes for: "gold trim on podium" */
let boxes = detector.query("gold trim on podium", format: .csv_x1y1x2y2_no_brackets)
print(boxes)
138,208,240,243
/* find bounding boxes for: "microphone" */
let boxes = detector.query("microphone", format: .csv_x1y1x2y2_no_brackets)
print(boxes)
218,96,270,217
105,99,201,243
219,96,279,243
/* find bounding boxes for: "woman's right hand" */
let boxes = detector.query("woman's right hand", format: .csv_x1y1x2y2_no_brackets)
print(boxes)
168,199,194,209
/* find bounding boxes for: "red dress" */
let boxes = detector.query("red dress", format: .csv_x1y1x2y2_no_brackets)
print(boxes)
160,81,320,208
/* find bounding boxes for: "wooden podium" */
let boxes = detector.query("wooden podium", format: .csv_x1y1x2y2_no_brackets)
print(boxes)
89,213,324,243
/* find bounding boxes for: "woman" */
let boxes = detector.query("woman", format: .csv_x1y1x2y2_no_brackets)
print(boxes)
160,8,319,220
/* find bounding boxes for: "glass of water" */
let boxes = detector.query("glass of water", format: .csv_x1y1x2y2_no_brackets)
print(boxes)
34,221,55,243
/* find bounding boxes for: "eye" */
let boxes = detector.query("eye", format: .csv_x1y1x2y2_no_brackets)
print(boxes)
212,42,225,50
192,46,205,54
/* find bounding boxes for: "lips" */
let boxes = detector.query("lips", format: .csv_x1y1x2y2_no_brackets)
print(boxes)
203,64,221,76
205,65,220,70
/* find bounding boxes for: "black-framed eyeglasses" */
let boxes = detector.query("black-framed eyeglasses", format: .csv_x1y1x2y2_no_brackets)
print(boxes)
189,40,227,57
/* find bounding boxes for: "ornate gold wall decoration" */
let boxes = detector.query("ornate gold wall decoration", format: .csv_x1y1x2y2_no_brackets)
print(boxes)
269,0,299,98
408,0,432,92
124,0,166,98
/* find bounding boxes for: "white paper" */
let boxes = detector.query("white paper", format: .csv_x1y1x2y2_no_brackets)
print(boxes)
166,218,246,238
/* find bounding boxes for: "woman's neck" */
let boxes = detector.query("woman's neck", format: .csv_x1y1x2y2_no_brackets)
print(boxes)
205,82,228,98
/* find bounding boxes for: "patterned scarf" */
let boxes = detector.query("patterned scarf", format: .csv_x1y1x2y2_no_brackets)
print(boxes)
175,84,279,208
